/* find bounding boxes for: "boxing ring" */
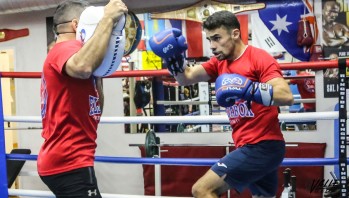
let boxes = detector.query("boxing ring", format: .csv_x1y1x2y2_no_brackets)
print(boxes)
0,59,348,197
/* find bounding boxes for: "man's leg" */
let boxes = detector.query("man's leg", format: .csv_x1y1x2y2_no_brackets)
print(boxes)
192,141,285,198
250,168,279,198
192,169,230,198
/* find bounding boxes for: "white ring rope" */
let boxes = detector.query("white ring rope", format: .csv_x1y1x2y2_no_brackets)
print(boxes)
3,111,346,124
8,189,191,198
157,98,315,105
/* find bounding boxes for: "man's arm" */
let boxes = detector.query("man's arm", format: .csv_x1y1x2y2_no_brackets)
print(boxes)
96,77,104,114
174,64,211,86
66,17,114,79
267,77,294,106
65,0,128,79
323,24,349,47
323,34,348,46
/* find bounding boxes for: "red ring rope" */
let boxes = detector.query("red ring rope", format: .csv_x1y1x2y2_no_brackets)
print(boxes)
283,75,314,79
0,60,343,78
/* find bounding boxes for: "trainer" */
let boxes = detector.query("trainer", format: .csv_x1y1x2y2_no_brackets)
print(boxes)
38,0,127,197
149,11,294,197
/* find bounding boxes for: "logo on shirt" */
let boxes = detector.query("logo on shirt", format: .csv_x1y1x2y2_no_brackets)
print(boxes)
226,101,254,119
40,75,48,118
304,79,315,93
89,95,101,118
226,101,254,125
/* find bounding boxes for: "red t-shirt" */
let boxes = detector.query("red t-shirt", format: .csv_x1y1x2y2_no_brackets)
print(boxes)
202,46,284,147
289,71,315,110
38,40,102,176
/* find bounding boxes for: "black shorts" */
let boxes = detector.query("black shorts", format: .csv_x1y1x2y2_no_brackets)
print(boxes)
40,167,102,198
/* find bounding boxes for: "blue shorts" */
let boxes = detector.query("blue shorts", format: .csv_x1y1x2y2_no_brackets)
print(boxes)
211,140,285,196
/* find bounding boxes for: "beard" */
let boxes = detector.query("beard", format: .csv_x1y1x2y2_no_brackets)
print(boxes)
214,52,233,61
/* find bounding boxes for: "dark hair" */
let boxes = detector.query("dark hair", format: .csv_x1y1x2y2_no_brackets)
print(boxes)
322,1,340,9
203,11,240,32
53,0,89,26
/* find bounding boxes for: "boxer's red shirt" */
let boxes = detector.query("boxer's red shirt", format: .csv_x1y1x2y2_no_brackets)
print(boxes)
202,46,284,147
38,40,101,176
290,71,315,110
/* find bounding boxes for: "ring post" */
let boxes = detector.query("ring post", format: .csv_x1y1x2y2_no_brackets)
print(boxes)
0,77,9,197
334,103,339,177
154,159,161,196
152,77,166,132
155,137,161,196
337,58,347,197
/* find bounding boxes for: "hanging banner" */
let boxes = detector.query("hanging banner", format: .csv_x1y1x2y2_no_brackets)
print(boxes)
321,0,349,98
141,51,162,70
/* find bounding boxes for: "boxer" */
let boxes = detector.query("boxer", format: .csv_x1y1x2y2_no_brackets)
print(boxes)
149,10,293,198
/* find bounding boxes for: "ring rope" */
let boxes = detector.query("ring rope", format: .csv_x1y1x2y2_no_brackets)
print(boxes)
0,71,315,80
161,75,315,87
157,98,316,105
4,111,346,124
8,189,188,198
6,153,348,166
283,75,314,79
0,60,346,78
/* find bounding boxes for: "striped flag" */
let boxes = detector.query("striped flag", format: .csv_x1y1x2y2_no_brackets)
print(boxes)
136,14,146,51
144,13,166,51
144,14,249,59
144,14,211,59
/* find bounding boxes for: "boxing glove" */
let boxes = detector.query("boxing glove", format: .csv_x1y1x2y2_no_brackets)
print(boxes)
309,45,324,62
215,73,273,107
297,18,314,47
149,28,188,76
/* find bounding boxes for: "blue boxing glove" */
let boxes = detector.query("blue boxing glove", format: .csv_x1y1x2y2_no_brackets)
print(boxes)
215,73,273,107
148,28,188,76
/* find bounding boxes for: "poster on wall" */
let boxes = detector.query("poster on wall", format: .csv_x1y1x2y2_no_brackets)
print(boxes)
322,0,349,98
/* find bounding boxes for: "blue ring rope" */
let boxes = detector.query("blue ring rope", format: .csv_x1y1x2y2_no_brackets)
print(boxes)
6,154,346,166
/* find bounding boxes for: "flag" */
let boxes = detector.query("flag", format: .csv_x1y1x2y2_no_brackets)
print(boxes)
237,15,249,45
164,19,212,59
167,16,248,59
136,14,146,51
252,0,312,61
143,16,212,59
144,13,166,51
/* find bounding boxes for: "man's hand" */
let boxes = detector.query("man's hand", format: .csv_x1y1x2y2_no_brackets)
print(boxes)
104,0,128,24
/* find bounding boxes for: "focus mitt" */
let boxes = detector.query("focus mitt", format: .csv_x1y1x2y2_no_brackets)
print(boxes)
76,6,126,77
